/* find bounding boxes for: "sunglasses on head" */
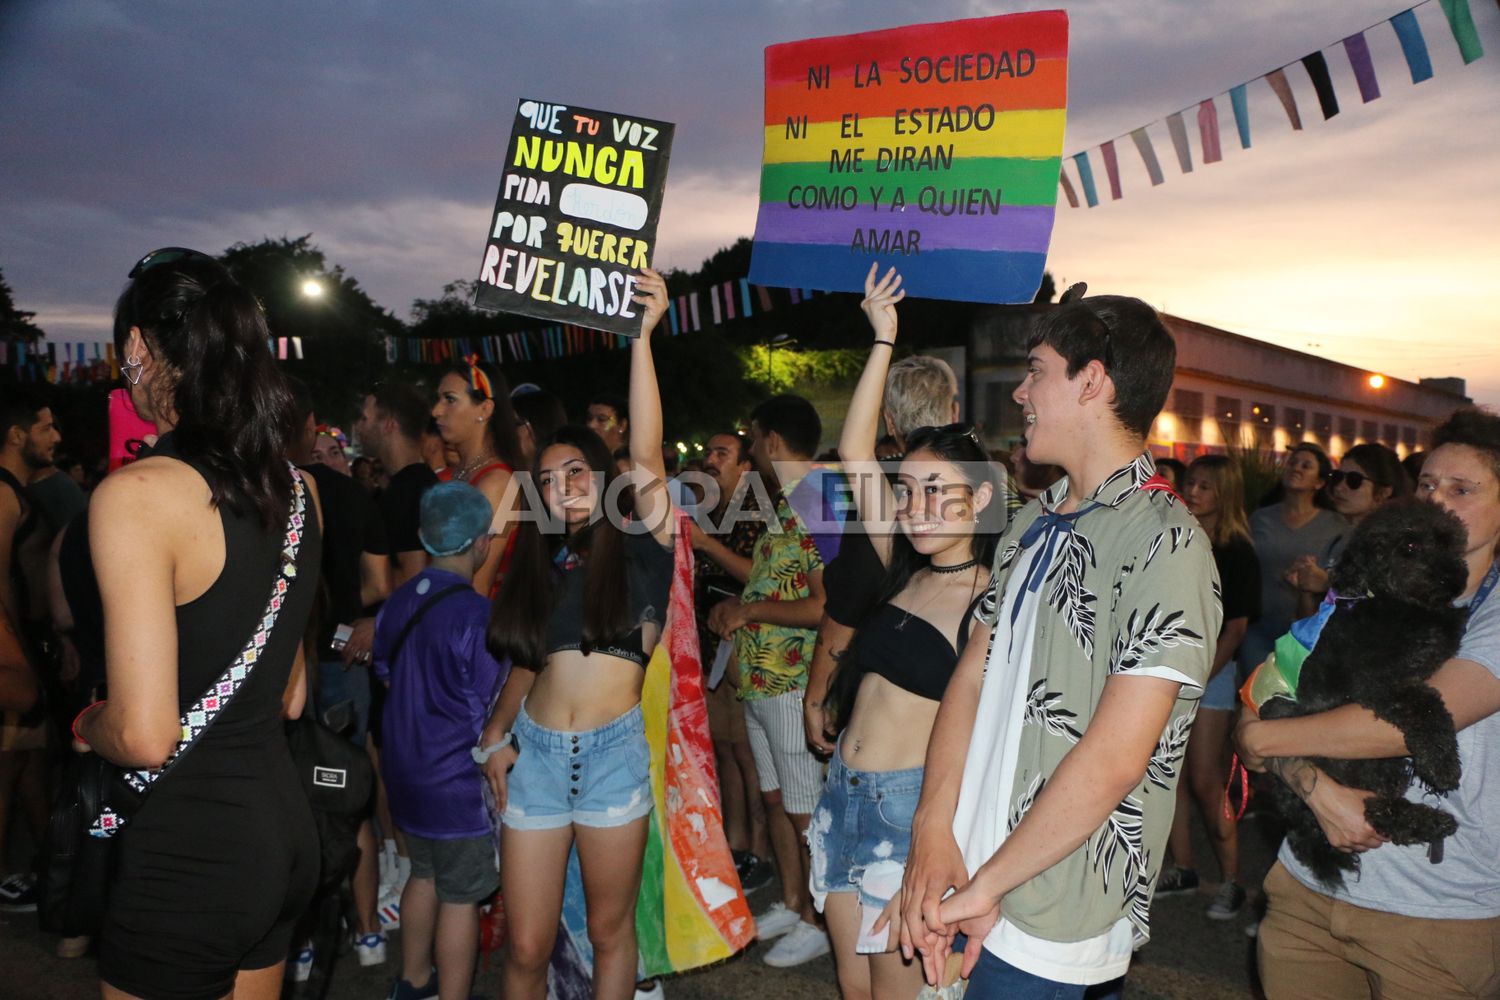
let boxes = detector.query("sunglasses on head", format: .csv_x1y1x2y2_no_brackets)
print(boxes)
127,246,216,279
1328,470,1377,490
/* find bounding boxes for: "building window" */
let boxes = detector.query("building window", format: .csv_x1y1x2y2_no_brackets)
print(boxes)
1173,389,1204,419
1312,412,1333,448
1339,416,1357,442
1215,396,1241,448
1362,420,1378,442
1402,426,1418,450
1250,402,1276,451
1283,407,1307,438
1384,423,1399,444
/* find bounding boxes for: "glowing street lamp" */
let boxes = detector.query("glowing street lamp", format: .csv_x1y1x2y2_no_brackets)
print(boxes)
1368,374,1386,389
301,278,325,299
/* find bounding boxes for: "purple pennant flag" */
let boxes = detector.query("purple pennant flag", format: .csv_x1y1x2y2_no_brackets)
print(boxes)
1165,112,1193,173
1130,128,1165,186
1343,33,1382,103
1197,99,1223,164
1100,140,1123,200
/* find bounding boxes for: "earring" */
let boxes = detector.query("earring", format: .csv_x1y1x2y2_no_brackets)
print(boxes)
121,353,144,386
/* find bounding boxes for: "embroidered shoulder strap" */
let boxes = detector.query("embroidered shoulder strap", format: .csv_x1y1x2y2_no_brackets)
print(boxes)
92,469,308,836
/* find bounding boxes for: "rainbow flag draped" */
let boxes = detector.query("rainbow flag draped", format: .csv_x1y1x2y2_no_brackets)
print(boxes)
1240,596,1337,712
546,515,754,997
748,11,1070,304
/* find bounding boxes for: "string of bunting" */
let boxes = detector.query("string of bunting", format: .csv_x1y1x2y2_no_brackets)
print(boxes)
1,337,117,385
1058,0,1491,208
385,279,825,365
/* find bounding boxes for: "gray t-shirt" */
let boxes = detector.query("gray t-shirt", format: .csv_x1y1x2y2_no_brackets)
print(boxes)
1279,565,1500,918
1241,505,1347,672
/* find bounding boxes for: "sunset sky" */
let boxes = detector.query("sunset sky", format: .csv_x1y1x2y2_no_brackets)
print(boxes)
3,0,1497,403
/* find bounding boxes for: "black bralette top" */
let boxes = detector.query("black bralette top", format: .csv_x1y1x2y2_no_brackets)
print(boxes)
852,594,982,702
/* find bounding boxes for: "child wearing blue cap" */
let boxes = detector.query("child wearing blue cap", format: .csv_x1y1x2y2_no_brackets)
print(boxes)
373,481,508,1000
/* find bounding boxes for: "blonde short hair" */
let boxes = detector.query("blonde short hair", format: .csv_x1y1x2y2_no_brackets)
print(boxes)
883,356,957,439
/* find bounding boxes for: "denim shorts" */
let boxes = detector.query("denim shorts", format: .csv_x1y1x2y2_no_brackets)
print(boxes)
807,747,923,954
501,701,654,831
1200,660,1237,712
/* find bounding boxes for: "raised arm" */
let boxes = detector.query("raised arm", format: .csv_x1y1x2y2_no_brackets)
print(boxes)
839,263,905,565
628,267,674,547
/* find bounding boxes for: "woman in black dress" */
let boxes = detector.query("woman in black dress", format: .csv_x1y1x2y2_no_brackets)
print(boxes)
73,248,322,1000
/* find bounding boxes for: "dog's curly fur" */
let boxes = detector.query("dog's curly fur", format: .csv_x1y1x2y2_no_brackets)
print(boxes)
1260,499,1469,887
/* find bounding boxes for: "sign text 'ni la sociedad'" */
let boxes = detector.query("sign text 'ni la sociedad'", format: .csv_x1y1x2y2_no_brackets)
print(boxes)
748,12,1069,304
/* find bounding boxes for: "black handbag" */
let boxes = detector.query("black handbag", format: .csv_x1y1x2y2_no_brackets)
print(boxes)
35,469,310,936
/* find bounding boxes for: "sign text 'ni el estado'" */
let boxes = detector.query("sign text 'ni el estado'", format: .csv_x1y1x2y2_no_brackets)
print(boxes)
475,99,675,335
748,12,1069,304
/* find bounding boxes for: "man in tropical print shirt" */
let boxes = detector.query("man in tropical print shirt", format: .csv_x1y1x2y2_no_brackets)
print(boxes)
900,288,1220,999
709,394,846,965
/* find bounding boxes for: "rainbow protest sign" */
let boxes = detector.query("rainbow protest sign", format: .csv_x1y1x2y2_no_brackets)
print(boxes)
748,12,1069,304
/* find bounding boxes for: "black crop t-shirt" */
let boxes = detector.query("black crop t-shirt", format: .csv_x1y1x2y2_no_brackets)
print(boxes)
545,529,675,667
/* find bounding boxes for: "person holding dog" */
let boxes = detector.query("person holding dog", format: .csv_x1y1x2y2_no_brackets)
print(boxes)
1238,407,1500,999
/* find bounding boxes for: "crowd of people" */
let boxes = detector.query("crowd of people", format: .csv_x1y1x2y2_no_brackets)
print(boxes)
0,249,1497,1000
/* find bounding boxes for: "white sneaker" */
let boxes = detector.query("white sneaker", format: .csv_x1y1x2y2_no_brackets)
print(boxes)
355,931,388,967
763,921,830,967
754,901,800,941
293,942,315,983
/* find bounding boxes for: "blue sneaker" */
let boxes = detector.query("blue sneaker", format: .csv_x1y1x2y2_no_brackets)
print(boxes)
292,942,314,983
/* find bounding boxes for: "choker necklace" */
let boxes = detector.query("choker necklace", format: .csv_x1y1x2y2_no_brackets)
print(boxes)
929,557,980,575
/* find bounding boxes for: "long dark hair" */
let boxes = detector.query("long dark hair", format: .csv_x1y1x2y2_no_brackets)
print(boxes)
487,425,634,669
113,254,294,529
827,425,1006,728
444,359,524,471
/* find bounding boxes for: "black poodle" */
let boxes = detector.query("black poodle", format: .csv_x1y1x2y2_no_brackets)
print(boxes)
1261,499,1468,887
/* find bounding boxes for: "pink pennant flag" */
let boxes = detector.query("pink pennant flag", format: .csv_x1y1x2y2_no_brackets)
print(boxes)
1165,112,1193,173
756,284,773,311
1198,99,1223,164
1131,127,1165,186
723,281,735,320
1058,165,1080,208
1100,140,1123,200
1266,68,1304,130
277,337,288,360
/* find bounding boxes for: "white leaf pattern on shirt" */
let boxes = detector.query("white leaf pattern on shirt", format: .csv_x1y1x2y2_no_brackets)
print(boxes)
1008,772,1046,833
1110,604,1206,675
1024,679,1083,743
1145,712,1196,791
1045,529,1098,657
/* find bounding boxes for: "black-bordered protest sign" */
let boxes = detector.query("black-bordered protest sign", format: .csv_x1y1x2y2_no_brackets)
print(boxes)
474,99,675,336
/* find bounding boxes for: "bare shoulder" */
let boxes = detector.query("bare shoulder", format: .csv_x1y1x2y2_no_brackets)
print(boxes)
93,456,210,519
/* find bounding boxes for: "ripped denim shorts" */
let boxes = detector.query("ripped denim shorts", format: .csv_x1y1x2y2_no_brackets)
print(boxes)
501,701,654,831
807,746,923,954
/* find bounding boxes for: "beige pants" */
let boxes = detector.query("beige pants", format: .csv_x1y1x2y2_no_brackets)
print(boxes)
1260,861,1500,999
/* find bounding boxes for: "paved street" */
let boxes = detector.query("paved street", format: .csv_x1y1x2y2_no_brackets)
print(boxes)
0,811,1278,1000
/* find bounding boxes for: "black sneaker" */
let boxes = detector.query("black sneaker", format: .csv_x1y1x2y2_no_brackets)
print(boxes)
1206,881,1246,921
736,853,774,892
1155,866,1199,897
0,873,37,913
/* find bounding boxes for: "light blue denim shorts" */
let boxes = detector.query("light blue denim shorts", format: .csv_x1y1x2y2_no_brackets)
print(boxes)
1200,660,1238,712
501,701,654,831
807,747,923,953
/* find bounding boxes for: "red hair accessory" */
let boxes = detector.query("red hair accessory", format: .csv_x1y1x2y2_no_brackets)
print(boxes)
465,354,494,400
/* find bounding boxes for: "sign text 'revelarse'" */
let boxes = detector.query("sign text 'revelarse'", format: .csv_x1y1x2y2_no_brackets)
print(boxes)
474,99,675,336
748,12,1068,304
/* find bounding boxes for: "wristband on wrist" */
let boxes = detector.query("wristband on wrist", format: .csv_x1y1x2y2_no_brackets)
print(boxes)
872,339,896,349
72,701,106,744
471,731,514,765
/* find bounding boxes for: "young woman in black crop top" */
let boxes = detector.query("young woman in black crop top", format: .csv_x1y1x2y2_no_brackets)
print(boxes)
806,265,1008,1000
73,250,322,1000
479,269,676,1000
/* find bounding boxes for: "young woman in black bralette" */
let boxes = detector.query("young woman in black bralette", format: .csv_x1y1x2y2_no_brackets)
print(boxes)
806,264,1008,1000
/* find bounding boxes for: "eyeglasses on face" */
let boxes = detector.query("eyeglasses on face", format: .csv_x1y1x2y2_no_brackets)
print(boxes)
127,246,216,279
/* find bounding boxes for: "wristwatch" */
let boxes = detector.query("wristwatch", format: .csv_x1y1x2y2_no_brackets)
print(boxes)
471,732,514,765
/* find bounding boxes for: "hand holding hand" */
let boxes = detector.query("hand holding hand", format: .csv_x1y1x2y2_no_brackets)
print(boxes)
861,263,905,344
899,817,967,979
938,875,1004,979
